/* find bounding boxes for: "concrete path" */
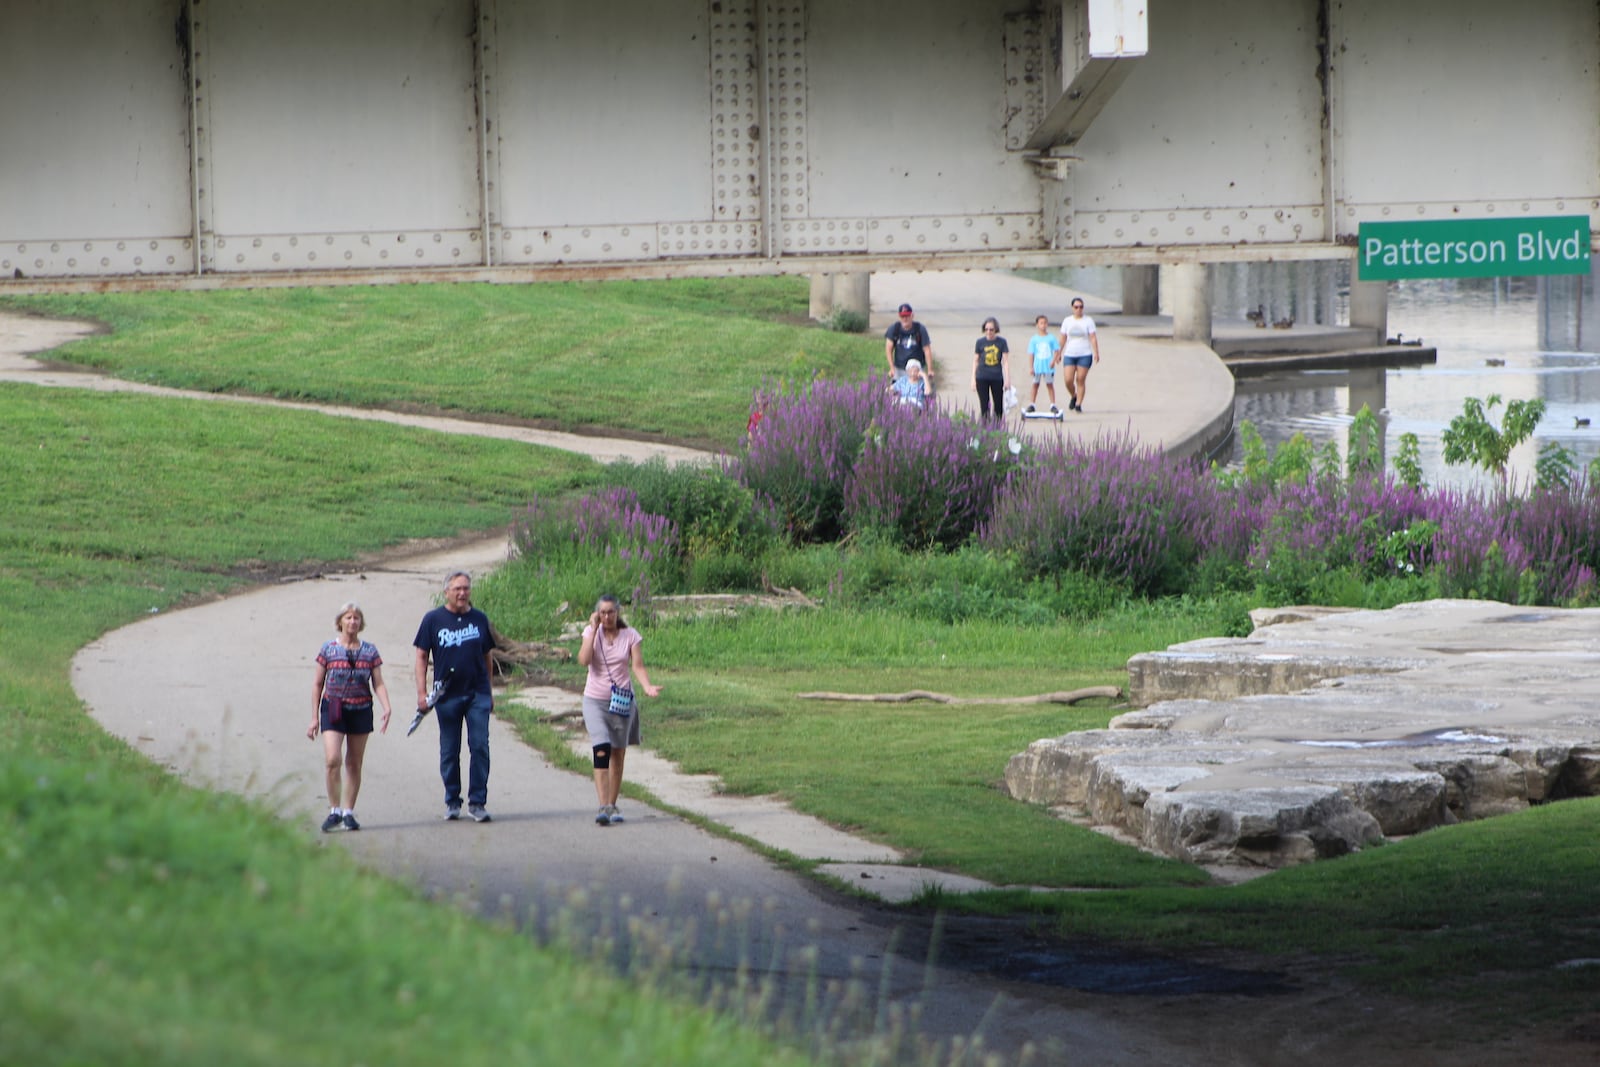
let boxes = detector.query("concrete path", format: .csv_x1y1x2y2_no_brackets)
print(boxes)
873,270,1236,458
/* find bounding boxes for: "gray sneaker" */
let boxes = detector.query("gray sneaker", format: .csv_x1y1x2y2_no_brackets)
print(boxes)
444,804,462,821
594,807,612,827
604,804,624,824
468,805,492,823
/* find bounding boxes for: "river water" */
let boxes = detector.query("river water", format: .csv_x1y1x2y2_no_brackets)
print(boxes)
1023,263,1600,489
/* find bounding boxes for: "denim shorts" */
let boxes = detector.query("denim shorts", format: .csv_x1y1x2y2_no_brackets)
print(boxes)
1062,355,1093,369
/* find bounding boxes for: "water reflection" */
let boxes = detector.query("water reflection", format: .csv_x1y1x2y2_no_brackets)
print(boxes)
1022,263,1600,488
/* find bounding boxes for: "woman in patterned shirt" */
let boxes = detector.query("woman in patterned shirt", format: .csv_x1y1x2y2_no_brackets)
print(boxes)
308,601,393,832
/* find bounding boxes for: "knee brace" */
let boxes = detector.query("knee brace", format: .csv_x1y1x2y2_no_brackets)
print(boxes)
592,743,612,770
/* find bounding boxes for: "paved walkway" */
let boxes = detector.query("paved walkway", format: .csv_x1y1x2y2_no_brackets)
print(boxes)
873,270,1235,458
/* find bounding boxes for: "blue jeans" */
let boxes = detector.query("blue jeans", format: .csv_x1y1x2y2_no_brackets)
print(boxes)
436,690,492,808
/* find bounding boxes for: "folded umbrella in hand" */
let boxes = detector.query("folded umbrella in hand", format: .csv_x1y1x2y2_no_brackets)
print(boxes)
406,678,449,737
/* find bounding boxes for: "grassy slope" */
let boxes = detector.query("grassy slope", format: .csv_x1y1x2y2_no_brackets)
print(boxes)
7,278,875,449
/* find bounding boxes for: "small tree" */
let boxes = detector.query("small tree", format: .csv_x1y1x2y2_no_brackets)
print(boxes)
1393,432,1426,490
1441,394,1546,483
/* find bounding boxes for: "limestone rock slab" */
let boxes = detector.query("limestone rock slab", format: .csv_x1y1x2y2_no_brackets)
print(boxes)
1006,600,1600,869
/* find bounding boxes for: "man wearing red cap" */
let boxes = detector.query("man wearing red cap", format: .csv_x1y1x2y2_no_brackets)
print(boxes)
884,302,935,397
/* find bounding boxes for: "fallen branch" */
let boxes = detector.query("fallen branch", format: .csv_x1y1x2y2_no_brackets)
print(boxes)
796,686,1122,706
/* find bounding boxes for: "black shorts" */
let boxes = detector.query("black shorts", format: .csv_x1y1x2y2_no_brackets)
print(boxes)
320,698,375,735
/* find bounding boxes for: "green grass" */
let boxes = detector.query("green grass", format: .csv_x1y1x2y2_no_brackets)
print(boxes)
2,277,878,450
975,798,1600,1021
619,605,1232,887
5,754,805,1067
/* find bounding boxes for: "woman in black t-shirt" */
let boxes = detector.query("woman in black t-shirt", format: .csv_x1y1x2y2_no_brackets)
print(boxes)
972,317,1011,425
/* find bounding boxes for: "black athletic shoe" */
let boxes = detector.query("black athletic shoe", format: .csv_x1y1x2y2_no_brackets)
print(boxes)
320,812,343,833
342,813,361,832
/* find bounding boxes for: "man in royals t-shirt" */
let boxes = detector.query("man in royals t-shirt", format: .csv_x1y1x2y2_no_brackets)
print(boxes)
413,570,498,823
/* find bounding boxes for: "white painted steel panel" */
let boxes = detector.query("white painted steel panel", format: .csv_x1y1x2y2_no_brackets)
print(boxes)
803,0,1043,238
1066,0,1327,248
201,0,481,267
1088,0,1148,58
492,0,714,263
1330,0,1600,232
0,0,195,274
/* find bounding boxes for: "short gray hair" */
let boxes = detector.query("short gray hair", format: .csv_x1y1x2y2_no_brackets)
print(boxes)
333,601,365,632
444,570,472,590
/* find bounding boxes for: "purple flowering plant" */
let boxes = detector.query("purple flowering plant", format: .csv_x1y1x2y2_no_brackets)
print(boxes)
737,377,1021,547
512,486,682,592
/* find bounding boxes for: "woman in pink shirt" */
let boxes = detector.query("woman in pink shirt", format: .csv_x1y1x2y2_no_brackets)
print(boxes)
578,594,662,826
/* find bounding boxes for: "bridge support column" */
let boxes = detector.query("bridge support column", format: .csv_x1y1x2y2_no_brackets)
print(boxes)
808,272,870,322
1121,265,1159,315
1350,280,1388,344
1171,262,1212,344
809,273,834,320
831,272,871,319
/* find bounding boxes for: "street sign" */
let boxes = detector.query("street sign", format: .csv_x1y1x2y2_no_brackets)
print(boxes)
1357,215,1591,281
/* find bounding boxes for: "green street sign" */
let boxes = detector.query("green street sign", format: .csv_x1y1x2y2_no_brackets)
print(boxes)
1357,215,1591,281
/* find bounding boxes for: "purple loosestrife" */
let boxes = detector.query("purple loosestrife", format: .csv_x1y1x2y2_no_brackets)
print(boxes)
844,401,1023,549
982,434,1221,595
736,378,889,542
1245,476,1436,587
1498,482,1600,603
512,487,681,589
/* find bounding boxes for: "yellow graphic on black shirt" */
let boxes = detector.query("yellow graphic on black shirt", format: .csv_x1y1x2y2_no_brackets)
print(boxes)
981,343,1001,367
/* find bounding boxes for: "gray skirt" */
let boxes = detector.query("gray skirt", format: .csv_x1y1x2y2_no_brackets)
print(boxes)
582,695,642,749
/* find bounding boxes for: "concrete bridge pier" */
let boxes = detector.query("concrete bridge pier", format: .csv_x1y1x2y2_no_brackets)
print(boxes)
809,272,871,322
1171,262,1213,344
1350,280,1388,345
809,273,834,320
1120,265,1159,315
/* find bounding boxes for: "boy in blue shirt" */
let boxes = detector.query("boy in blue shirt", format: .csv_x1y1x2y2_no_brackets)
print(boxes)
1025,315,1061,414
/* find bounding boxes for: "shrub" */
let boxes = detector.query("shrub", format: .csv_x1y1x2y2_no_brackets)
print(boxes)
608,456,780,559
736,378,885,543
1245,476,1436,601
1500,482,1600,604
820,307,869,333
1441,393,1546,483
843,406,1023,550
737,378,1020,548
981,434,1221,596
511,487,683,596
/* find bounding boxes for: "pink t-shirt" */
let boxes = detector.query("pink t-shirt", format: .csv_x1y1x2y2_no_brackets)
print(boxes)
583,625,641,698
